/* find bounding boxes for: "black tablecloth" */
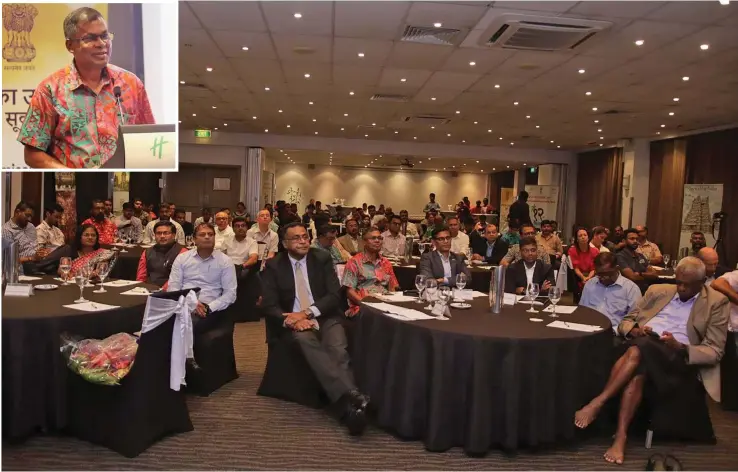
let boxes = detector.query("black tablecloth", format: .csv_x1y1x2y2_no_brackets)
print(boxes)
2,275,157,441
352,297,613,454
105,245,145,280
392,258,491,293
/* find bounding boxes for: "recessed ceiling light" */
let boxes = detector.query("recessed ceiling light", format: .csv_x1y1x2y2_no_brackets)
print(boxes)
452,166,455,168
599,144,604,147
224,123,227,127
264,129,268,133
413,136,417,140
349,91,355,96
469,61,476,66
499,137,503,140
394,131,398,134
487,129,492,133
278,109,283,113
309,101,314,105
719,0,730,5
400,78,407,82
433,22,442,27
242,46,249,51
287,124,291,128
657,131,661,135
447,133,451,137
510,142,514,146
635,39,645,46
506,165,510,168
592,107,598,111
341,127,345,131
180,80,185,84
668,112,675,116
700,44,709,50
513,101,519,105
682,76,690,81
178,120,182,123
304,73,311,78
214,127,218,130
594,120,599,123
312,118,317,122
264,87,270,91
535,125,540,129
557,145,561,148
600,136,604,139
578,69,586,74
526,115,531,119
494,84,500,89
315,132,319,135
523,163,527,166
492,167,496,171
455,110,461,114
476,160,480,163
673,97,680,102
252,116,257,120
206,67,213,72
473,121,478,124
364,134,368,137
661,124,666,128
357,52,365,58
431,126,435,129
344,113,348,116
431,97,436,101
550,140,554,143
293,12,302,18
192,113,196,116
585,91,592,96
372,122,376,126
598,128,602,132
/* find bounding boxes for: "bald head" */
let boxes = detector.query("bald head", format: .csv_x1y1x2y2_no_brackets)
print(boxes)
214,211,229,230
697,247,719,278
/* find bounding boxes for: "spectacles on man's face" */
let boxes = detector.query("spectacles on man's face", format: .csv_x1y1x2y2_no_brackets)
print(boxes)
367,236,384,241
69,32,115,45
434,236,451,242
155,231,172,237
286,235,311,242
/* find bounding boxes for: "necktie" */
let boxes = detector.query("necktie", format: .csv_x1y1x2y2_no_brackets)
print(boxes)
294,261,311,311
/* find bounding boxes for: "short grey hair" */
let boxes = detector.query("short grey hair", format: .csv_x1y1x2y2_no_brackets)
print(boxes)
676,256,706,279
63,7,104,40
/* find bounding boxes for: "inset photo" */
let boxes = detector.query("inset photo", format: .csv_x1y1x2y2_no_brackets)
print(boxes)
2,2,178,170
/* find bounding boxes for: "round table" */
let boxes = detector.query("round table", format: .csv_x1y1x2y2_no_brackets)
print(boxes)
105,244,146,280
352,297,613,455
2,275,158,441
392,258,492,293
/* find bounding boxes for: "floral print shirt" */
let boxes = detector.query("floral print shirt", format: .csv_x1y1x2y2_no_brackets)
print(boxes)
342,252,399,314
81,218,118,245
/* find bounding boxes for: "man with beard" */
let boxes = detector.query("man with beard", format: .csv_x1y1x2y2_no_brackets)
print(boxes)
537,220,564,266
337,218,363,255
505,236,555,295
132,198,150,226
114,201,143,242
447,216,469,256
142,202,185,245
635,225,663,265
690,231,707,256
616,228,659,291
194,208,213,227
398,209,419,238
607,226,627,252
36,203,66,250
82,199,117,244
2,201,41,263
136,221,188,287
103,198,114,220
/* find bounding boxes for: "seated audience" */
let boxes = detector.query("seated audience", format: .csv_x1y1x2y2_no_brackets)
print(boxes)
222,216,258,272
398,210,419,238
689,231,707,256
579,252,642,331
575,257,729,465
194,208,213,227
696,247,727,286
375,215,388,233
616,228,659,290
214,211,235,250
635,225,663,265
343,228,399,315
361,214,372,230
60,224,114,277
501,223,551,266
142,203,185,245
606,225,626,252
538,219,564,266
36,203,66,250
167,222,237,333
419,226,471,287
260,221,370,436
471,200,483,214
114,202,143,242
712,270,738,340
568,227,600,291
337,219,363,255
3,201,42,263
136,221,188,287
505,236,555,295
422,213,444,240
82,199,117,244
103,198,114,220
483,197,494,214
471,223,509,265
234,201,248,219
302,204,315,226
311,224,350,266
174,209,194,238
381,216,405,257
590,226,610,253
501,219,522,246
132,198,150,226
247,209,279,261
447,216,469,256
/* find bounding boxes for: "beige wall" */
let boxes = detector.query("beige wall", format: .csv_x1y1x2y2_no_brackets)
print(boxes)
276,164,488,214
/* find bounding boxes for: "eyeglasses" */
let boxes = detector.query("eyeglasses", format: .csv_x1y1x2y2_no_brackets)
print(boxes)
154,231,172,236
68,32,115,44
434,237,451,242
285,235,311,242
366,236,384,241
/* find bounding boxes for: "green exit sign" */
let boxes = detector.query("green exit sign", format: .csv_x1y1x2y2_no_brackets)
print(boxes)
194,129,212,138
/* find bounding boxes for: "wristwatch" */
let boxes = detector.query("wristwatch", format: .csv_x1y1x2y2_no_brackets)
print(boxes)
204,303,212,315
303,308,315,320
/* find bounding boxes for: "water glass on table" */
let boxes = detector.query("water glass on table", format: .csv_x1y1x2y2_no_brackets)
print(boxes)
548,287,562,318
526,282,540,313
94,261,110,293
59,257,72,285
414,274,427,304
663,254,671,268
74,266,90,303
425,278,438,310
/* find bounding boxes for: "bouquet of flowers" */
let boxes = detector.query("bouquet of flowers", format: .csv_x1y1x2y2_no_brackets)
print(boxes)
60,332,138,386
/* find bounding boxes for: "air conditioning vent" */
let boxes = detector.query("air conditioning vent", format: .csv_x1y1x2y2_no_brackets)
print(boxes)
401,115,451,126
464,13,611,52
401,25,463,46
370,93,410,102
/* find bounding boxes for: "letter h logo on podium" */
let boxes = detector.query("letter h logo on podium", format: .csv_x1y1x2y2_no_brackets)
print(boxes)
150,135,169,160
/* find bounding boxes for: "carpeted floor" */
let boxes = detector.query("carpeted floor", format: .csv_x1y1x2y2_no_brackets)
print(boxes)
4,320,738,470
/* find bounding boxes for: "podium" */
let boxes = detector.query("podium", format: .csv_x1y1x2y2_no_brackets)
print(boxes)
103,124,176,169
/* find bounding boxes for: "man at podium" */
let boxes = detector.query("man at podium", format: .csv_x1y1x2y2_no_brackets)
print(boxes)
16,7,155,169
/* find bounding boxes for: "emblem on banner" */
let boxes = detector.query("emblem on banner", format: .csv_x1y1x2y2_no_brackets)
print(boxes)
2,4,38,63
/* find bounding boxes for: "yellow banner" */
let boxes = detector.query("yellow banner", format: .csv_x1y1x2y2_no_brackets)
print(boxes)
1,3,108,168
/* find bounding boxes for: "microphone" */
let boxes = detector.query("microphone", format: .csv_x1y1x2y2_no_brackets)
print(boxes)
114,86,126,125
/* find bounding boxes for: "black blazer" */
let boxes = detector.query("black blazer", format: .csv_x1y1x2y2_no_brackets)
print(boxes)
260,248,342,326
417,251,471,288
470,232,509,265
505,259,556,294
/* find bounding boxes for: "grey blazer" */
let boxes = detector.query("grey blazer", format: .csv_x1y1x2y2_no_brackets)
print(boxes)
418,251,472,288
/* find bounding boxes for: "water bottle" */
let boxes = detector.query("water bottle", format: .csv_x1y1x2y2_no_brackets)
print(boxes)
403,236,413,264
489,265,506,314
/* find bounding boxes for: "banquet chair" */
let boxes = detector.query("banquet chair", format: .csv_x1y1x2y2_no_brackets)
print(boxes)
230,267,263,323
185,310,239,396
720,331,738,411
65,289,197,458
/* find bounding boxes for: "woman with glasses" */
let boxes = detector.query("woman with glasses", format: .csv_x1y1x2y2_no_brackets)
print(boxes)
342,228,399,316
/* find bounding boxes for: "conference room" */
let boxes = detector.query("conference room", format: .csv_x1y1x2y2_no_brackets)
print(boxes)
3,0,738,470
1,1,178,170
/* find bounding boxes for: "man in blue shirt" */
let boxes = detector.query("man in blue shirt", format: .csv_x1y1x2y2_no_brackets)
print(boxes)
580,252,642,333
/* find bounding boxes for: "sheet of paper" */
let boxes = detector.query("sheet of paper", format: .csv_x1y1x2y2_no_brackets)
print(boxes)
140,244,154,249
374,292,419,303
453,289,474,301
121,287,152,296
659,274,676,279
103,279,141,287
503,293,518,305
477,265,493,270
18,275,42,281
541,305,578,314
63,302,120,312
547,320,603,332
363,302,435,320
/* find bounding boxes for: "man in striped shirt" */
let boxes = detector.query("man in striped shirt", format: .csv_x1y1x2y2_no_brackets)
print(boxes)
2,201,42,263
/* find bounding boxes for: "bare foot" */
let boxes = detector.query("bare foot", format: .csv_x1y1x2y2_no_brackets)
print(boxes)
604,435,626,465
574,401,603,429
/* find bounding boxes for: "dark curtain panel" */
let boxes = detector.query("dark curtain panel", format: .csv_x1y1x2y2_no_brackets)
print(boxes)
647,139,687,258
685,128,738,268
75,173,111,224
129,172,161,206
21,173,43,226
43,173,56,213
575,148,623,230
489,171,515,210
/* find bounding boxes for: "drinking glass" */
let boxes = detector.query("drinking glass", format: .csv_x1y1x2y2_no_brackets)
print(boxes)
59,257,72,285
419,243,427,257
414,274,427,304
663,254,671,268
425,278,438,310
114,234,121,245
455,272,467,291
438,286,452,317
670,259,678,271
548,287,562,318
94,261,110,293
526,282,540,313
74,266,90,303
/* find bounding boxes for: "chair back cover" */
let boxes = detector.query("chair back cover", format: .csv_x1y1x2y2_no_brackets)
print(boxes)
141,288,200,390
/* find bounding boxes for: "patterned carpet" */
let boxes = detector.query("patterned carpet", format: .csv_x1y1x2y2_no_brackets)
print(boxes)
4,320,738,470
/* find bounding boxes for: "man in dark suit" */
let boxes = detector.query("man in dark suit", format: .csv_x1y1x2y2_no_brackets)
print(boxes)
260,221,370,436
418,226,471,287
470,223,509,265
505,236,555,295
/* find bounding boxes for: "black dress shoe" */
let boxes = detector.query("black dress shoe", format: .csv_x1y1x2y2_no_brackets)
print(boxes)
344,404,367,436
347,389,370,410
186,358,201,370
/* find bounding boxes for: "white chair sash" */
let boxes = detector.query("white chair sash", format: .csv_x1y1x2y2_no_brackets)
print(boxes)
557,254,570,292
141,290,199,391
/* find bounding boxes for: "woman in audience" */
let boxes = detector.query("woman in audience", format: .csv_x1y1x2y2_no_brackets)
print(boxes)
59,224,114,278
342,228,399,316
568,227,599,290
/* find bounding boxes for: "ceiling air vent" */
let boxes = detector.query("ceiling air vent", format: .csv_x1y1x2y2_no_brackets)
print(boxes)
465,13,611,52
401,115,451,126
370,93,410,102
401,25,463,46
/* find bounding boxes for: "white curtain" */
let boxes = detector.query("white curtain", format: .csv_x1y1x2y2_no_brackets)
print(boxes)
141,290,199,391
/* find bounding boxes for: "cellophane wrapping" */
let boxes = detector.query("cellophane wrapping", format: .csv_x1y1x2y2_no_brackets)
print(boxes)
60,332,138,386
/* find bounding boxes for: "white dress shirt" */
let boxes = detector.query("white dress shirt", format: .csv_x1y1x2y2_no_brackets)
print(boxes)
288,254,321,317
718,270,738,331
590,242,610,253
439,252,452,284
381,230,405,257
524,261,536,288
451,231,469,255
214,225,235,251
167,249,237,313
36,220,65,249
246,226,279,260
143,219,185,245
222,235,257,265
645,293,697,345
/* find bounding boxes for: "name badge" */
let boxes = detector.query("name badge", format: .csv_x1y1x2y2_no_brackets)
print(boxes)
4,283,33,297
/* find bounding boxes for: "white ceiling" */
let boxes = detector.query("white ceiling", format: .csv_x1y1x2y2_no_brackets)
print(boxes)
179,0,738,161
